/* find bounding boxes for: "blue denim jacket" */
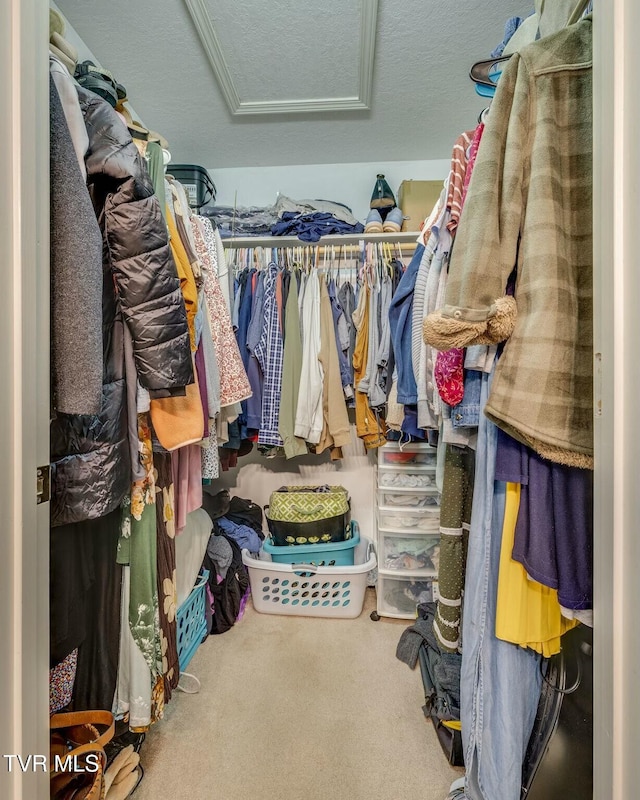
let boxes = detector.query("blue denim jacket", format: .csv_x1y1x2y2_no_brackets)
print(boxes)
388,244,424,405
451,369,482,428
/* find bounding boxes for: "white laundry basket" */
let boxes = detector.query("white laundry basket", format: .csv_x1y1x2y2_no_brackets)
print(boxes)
242,536,376,619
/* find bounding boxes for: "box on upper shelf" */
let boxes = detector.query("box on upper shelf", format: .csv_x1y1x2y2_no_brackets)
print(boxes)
397,180,443,232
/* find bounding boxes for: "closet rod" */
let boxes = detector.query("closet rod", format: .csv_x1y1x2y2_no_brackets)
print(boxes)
221,231,421,249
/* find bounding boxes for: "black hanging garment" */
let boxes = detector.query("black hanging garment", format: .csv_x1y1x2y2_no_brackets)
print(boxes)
522,624,593,799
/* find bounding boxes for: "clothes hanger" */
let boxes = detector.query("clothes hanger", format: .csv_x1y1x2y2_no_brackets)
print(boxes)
469,55,511,88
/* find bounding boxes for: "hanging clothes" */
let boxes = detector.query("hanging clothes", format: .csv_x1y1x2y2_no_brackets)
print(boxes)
193,216,252,407
50,84,193,528
388,244,424,406
278,271,308,458
316,278,351,457
495,483,578,658
424,19,594,469
433,445,475,653
353,281,386,448
114,413,162,730
245,270,266,432
154,451,180,707
294,270,324,444
49,74,103,416
459,371,542,800
255,263,284,448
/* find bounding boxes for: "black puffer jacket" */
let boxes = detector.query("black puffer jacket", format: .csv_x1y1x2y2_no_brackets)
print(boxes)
50,87,193,527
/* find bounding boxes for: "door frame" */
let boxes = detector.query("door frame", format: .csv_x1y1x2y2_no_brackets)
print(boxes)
0,1,637,798
0,0,50,798
592,0,640,798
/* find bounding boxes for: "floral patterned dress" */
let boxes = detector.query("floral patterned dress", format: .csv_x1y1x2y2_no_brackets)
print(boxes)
115,413,163,729
154,450,180,704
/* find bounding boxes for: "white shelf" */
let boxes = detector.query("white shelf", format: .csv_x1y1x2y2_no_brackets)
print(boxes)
221,231,421,248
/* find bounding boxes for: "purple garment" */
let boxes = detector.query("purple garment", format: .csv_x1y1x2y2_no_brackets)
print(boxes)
494,429,593,610
194,340,209,440
245,271,265,430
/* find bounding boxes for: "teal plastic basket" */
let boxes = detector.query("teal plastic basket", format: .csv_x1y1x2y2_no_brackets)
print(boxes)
177,568,209,672
262,521,360,567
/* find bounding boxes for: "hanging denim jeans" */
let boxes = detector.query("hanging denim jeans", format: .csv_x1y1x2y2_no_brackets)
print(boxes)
460,370,542,800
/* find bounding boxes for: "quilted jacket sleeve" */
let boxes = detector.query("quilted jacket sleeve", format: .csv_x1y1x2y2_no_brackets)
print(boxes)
79,88,193,393
423,53,529,350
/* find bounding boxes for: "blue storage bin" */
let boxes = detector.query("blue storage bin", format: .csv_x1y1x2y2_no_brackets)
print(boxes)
262,522,360,567
177,568,209,672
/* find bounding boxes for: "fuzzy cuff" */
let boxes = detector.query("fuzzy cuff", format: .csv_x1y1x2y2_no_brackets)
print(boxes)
520,432,594,470
423,296,517,349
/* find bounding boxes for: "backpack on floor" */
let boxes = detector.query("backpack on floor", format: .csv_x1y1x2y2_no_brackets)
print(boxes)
203,535,250,635
226,495,265,539
416,602,464,766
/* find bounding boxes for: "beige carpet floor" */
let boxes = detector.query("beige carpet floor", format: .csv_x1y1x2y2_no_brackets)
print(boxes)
134,589,462,800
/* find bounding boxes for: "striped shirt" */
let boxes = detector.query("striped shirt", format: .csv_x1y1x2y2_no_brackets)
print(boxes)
445,129,475,234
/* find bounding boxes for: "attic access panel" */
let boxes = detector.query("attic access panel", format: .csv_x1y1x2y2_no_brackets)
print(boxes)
183,0,378,114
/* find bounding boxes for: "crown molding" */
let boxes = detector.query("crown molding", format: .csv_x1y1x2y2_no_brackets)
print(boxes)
183,0,378,115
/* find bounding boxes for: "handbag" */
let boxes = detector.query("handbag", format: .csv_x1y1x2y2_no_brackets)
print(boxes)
50,710,114,800
265,485,351,546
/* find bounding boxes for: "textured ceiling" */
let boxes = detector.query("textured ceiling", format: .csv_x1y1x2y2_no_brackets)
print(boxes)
56,0,529,168
206,0,362,103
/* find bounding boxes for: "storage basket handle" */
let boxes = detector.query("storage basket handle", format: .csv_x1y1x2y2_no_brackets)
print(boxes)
290,504,324,517
196,172,216,209
291,564,320,575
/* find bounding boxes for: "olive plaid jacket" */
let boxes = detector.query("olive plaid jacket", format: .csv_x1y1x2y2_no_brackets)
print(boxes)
424,19,593,468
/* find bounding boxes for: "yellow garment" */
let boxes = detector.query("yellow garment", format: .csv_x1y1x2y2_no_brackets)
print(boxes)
317,279,351,457
149,356,204,451
352,282,386,448
165,204,197,351
495,482,577,657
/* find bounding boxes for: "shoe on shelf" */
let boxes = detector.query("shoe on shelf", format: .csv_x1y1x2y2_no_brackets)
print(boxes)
364,209,383,233
382,206,404,232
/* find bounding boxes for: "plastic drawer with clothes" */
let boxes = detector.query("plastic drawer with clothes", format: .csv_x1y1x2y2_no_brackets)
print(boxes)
376,571,439,619
377,486,440,510
377,442,438,467
379,531,440,575
377,464,437,490
377,505,441,532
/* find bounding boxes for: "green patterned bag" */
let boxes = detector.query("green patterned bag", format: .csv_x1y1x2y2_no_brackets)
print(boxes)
265,485,351,546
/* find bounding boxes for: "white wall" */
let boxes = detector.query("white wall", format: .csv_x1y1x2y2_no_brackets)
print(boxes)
206,425,378,546
208,159,450,222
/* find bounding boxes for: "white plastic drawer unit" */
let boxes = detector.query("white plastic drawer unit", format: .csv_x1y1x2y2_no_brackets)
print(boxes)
376,572,439,620
378,464,437,491
377,504,441,533
379,531,440,575
377,485,441,510
377,442,438,467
